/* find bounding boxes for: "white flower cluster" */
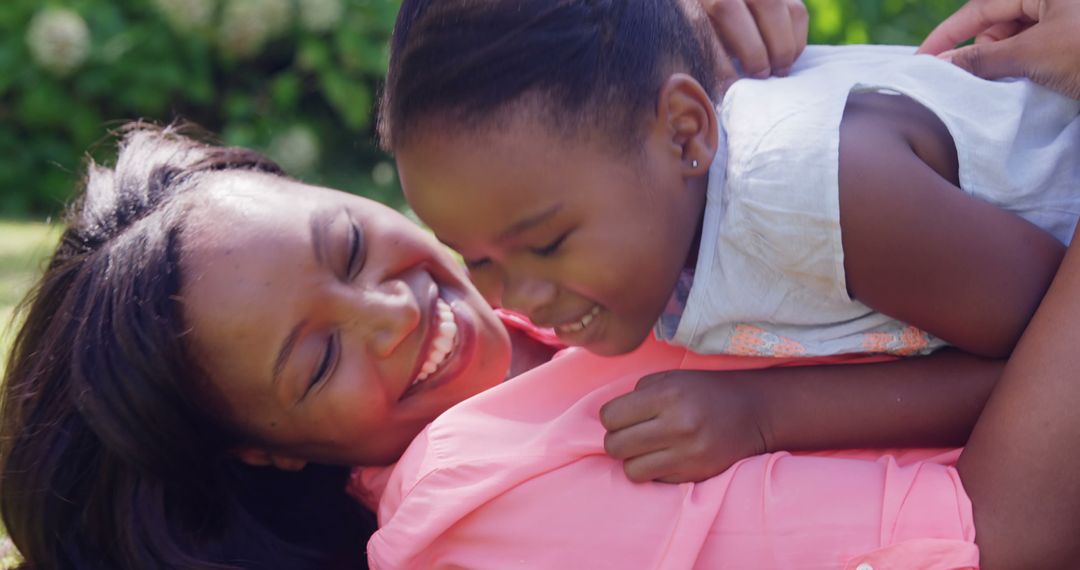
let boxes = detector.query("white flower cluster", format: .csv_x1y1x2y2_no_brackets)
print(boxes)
268,125,321,174
25,8,91,76
153,0,217,33
298,0,344,33
371,161,396,187
218,0,293,59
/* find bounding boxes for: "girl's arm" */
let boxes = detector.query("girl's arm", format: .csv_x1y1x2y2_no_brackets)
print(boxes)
839,91,1065,358
602,349,999,483
754,349,999,451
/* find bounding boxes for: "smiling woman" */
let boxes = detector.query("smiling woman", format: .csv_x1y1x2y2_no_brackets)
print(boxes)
0,124,510,569
0,121,567,569
177,168,513,468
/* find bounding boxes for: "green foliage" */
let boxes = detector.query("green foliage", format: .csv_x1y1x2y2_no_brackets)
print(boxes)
0,0,968,218
1,0,402,217
807,0,965,46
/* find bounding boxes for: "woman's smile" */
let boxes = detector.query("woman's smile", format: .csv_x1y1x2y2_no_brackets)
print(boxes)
409,297,459,387
181,172,512,466
399,292,474,401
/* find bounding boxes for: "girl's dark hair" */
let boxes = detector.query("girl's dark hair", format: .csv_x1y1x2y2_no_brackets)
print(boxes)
378,0,720,151
0,124,374,569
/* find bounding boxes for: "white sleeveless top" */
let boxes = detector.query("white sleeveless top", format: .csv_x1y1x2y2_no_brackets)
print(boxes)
666,45,1080,357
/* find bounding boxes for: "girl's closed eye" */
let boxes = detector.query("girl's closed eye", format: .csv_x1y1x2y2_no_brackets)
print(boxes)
464,257,491,270
530,231,570,257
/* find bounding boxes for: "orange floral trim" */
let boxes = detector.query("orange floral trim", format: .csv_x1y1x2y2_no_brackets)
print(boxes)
726,324,807,357
724,324,932,357
861,325,931,356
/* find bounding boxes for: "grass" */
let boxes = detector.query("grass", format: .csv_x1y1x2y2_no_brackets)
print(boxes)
0,221,60,380
0,220,58,568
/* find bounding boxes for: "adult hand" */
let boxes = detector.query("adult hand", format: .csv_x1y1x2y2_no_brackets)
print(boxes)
918,0,1080,98
599,369,768,484
697,0,809,79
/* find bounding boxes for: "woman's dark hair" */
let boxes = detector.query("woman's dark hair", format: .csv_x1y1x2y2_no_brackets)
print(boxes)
378,0,720,151
0,124,374,569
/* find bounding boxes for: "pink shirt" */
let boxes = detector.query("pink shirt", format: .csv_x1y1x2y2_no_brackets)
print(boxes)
350,338,977,569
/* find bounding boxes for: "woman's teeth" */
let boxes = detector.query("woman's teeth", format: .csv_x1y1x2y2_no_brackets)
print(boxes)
557,305,601,334
413,299,457,385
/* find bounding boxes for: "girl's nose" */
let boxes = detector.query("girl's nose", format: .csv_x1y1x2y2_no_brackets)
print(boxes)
501,273,556,319
360,279,422,357
468,267,503,308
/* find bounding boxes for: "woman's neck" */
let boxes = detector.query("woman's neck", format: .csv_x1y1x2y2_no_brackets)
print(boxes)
505,326,559,380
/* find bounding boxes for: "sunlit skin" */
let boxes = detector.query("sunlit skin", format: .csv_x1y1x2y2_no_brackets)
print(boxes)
398,76,719,356
180,172,511,468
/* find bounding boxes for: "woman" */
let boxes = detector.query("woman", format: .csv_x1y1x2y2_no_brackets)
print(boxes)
1,124,998,569
0,126,386,569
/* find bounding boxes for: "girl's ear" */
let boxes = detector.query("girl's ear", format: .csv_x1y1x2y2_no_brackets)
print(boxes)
653,73,719,177
233,447,309,471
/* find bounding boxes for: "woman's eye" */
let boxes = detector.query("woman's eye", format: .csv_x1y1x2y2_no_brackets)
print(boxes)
530,232,569,257
345,221,365,279
306,333,339,397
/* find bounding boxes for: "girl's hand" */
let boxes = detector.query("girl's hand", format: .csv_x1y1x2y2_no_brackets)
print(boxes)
918,0,1080,98
600,351,1001,486
599,370,769,484
697,0,808,79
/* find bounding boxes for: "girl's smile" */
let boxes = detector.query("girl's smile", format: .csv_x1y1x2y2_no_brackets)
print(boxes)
397,99,713,356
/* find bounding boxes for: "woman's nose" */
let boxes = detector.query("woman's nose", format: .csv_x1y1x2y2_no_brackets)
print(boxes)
359,279,422,357
501,273,556,319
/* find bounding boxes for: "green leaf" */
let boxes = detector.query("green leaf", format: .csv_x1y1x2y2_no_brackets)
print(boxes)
270,72,301,110
297,37,332,71
16,80,75,128
319,70,372,130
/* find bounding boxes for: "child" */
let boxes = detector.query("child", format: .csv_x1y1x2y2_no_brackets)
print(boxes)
381,0,1080,483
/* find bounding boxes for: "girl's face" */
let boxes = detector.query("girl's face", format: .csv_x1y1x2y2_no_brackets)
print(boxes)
398,114,708,357
181,172,511,467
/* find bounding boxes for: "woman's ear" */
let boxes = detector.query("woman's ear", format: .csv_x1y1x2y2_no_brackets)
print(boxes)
233,447,308,471
653,73,719,177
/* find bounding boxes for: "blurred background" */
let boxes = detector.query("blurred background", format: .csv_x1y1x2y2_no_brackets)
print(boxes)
0,0,966,563
0,0,966,221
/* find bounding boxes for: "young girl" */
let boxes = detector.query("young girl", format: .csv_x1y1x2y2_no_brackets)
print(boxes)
382,0,1080,483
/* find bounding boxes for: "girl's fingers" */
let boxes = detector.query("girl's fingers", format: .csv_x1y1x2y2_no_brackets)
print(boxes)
599,390,658,431
622,449,686,483
603,418,675,461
